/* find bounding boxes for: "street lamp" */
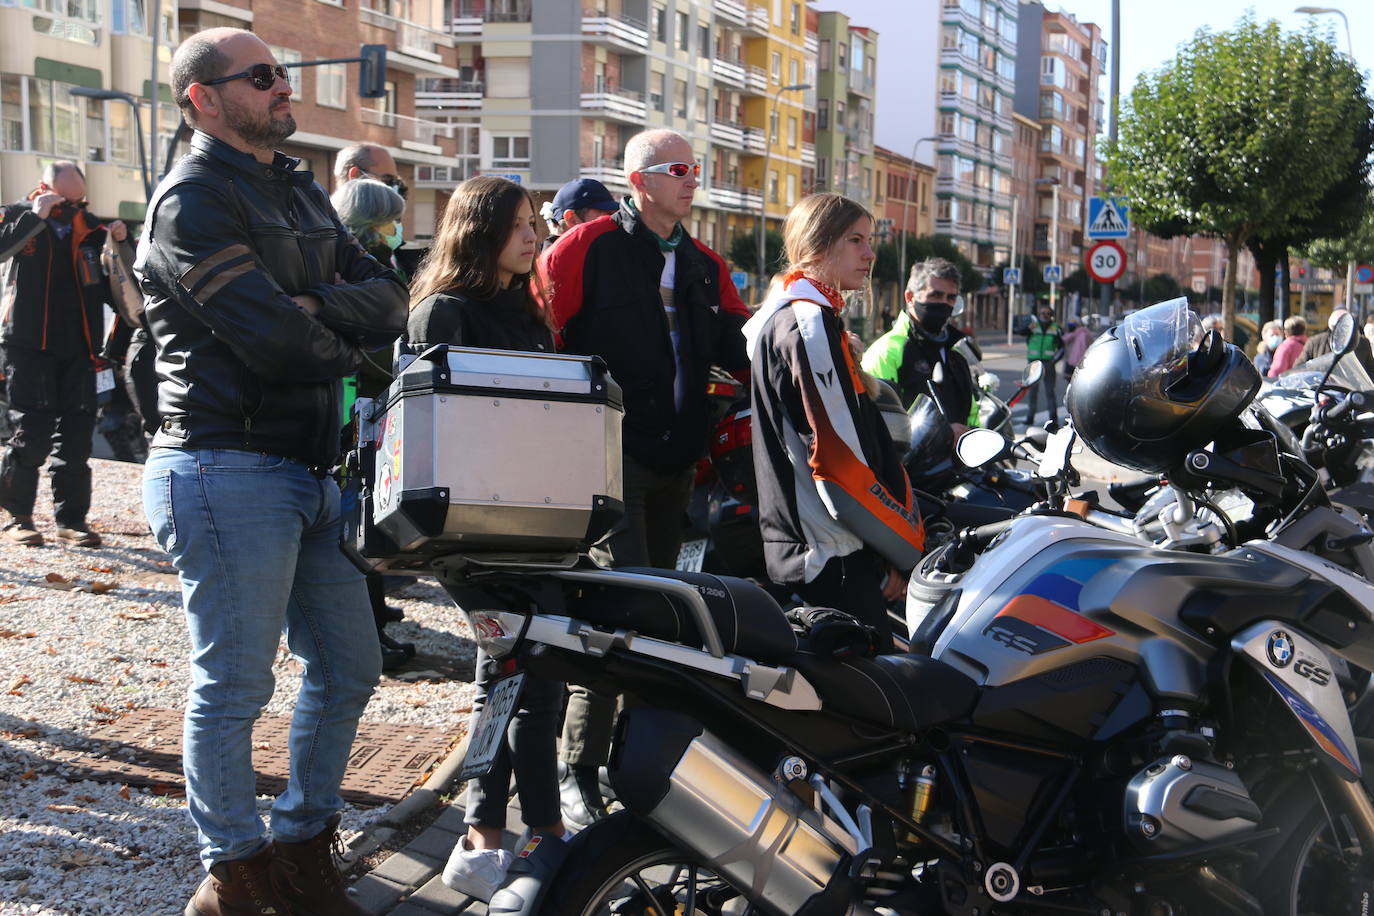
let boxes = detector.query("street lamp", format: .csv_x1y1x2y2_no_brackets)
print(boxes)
1297,6,1356,310
1036,176,1061,317
757,82,809,295
896,136,938,291
69,87,151,201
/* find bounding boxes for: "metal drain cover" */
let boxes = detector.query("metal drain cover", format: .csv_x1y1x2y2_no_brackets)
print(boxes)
63,708,456,806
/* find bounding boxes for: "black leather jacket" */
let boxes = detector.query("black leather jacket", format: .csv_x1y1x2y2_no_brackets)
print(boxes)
135,132,407,466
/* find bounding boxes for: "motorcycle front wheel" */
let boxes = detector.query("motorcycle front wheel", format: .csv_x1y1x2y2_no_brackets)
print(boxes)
547,810,757,915
1252,778,1371,916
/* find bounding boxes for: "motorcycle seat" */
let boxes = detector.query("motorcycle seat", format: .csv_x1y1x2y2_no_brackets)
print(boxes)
564,567,800,663
789,651,978,731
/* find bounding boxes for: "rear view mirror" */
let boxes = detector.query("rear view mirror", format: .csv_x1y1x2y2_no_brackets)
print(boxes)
955,428,1009,468
1332,311,1358,357
1023,361,1044,387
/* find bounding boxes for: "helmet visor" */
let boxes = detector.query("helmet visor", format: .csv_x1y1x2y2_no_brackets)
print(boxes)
1121,297,1201,393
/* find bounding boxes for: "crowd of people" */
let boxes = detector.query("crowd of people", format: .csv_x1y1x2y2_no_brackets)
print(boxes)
10,24,1371,916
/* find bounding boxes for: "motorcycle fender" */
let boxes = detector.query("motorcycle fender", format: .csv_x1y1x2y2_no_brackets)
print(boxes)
1233,620,1361,780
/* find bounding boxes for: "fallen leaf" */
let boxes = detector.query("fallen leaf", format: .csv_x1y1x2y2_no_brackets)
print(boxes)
19,769,36,780
42,646,58,655
149,784,185,797
65,675,101,685
91,704,114,714
117,785,131,800
403,697,428,707
82,565,115,574
8,675,31,693
149,660,168,668
6,727,40,739
89,581,119,594
0,629,37,639
44,572,68,583
115,609,158,621
43,787,65,798
75,795,98,803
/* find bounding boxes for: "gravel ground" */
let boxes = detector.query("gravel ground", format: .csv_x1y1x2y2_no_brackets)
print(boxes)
0,458,478,916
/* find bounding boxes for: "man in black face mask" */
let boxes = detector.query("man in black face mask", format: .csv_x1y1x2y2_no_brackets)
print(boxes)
863,257,979,436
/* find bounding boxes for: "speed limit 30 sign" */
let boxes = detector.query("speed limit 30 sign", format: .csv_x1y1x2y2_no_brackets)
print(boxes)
1086,240,1127,284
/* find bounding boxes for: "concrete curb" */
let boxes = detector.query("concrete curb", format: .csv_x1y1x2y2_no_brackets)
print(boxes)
343,733,470,867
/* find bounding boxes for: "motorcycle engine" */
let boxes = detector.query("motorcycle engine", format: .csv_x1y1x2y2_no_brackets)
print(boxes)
1122,755,1261,853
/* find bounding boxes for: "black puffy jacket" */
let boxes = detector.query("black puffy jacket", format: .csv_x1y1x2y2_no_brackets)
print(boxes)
134,131,407,467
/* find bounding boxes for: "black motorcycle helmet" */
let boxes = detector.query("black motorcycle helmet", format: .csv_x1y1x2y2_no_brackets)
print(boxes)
905,395,956,490
1067,298,1260,474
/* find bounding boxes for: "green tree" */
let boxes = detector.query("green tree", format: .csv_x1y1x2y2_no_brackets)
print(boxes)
874,234,982,294
1063,268,1093,298
1104,15,1372,339
1302,192,1374,271
728,229,784,277
992,254,1046,296
1142,273,1183,303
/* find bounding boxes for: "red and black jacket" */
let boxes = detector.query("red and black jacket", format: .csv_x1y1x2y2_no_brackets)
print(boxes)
537,198,750,472
0,198,114,359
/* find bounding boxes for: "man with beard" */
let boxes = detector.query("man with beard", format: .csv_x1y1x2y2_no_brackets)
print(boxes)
135,28,407,916
863,257,979,437
0,161,128,547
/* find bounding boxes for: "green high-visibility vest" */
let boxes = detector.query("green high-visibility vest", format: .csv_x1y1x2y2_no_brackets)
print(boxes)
1027,322,1060,361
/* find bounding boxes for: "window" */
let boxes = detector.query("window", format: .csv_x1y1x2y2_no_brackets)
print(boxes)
52,81,81,158
651,5,665,42
674,78,687,119
816,156,827,186
28,77,52,154
696,85,708,122
941,26,959,50
316,62,346,109
817,101,828,130
771,52,781,83
819,39,830,70
268,45,303,101
676,11,689,51
790,2,800,34
851,38,865,74
768,168,779,203
108,97,134,164
786,172,797,206
769,110,778,144
787,116,797,148
491,134,530,168
487,58,531,97
650,71,665,111
2,75,24,151
699,23,709,54
82,94,104,161
369,79,398,127
789,58,799,86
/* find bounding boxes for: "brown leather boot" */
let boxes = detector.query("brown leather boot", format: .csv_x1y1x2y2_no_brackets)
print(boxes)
271,814,367,915
185,846,292,916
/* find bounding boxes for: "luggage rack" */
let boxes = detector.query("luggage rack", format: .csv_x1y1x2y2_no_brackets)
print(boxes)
430,555,822,712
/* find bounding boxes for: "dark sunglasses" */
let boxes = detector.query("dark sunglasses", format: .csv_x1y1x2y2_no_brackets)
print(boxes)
368,172,409,200
203,63,291,91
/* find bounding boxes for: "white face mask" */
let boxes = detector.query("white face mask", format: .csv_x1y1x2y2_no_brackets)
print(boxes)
1266,335,1282,351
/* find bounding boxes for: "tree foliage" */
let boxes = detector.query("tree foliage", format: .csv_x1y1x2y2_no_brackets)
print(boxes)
728,229,784,277
992,254,1046,296
1142,273,1183,303
1302,193,1374,270
873,234,982,294
1104,14,1372,337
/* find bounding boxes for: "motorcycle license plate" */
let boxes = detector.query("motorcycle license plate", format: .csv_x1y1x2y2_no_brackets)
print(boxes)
676,538,707,573
456,671,526,781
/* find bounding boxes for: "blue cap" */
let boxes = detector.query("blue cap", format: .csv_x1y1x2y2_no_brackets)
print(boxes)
551,178,618,215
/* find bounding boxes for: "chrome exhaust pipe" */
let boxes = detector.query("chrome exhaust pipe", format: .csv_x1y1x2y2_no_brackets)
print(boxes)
611,710,880,916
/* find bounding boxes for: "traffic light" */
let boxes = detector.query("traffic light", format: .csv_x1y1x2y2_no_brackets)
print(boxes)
359,44,387,98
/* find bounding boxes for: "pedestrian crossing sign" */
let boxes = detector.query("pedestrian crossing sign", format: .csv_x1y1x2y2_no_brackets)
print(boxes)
1088,197,1130,239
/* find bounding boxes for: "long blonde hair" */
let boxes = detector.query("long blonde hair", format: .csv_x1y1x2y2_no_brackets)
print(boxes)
782,192,873,276
409,176,552,330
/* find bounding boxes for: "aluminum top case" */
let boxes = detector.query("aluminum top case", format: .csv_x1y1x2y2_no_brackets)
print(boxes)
351,344,624,570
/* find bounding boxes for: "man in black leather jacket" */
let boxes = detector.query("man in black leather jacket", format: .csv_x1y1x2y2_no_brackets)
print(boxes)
135,27,406,916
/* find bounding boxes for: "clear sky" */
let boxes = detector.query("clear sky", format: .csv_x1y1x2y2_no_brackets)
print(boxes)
810,0,1374,165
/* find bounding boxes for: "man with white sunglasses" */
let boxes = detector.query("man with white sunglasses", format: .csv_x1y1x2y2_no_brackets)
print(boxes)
537,127,750,826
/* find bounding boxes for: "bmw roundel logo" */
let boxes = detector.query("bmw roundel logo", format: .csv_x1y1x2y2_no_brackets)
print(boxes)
1267,630,1296,668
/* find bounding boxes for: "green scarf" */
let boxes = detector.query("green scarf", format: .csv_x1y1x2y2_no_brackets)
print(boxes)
625,196,684,252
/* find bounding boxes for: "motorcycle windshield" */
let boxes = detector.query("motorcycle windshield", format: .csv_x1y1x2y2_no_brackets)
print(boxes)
1120,298,1201,396
1301,351,1374,393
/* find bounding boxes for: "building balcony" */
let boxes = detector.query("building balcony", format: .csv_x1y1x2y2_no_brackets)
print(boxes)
580,88,647,123
414,162,479,188
359,107,451,152
581,159,629,189
744,2,769,34
714,0,748,27
709,181,762,211
582,8,649,52
710,117,747,150
741,127,767,155
416,77,483,110
801,143,816,167
936,175,1011,209
848,71,873,98
449,1,530,35
743,65,768,95
712,55,747,89
804,32,818,54
360,6,459,76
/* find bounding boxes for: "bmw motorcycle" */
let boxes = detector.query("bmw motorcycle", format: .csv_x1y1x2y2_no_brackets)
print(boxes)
431,299,1374,915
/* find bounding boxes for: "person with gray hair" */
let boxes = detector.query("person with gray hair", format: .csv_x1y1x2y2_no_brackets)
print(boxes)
536,126,749,827
331,178,406,276
862,257,980,439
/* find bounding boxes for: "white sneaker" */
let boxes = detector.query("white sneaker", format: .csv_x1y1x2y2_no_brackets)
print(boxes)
441,836,513,901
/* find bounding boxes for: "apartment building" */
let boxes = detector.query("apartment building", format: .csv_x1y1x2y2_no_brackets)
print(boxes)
812,10,876,210
1009,110,1038,269
0,0,177,220
428,1,816,268
873,144,934,245
1014,2,1104,281
935,0,1016,269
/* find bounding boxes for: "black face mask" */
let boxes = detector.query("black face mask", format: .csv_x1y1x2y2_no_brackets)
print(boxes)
47,201,84,223
913,301,953,334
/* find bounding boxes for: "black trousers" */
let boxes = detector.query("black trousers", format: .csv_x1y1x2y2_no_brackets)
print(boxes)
796,550,896,653
0,345,95,526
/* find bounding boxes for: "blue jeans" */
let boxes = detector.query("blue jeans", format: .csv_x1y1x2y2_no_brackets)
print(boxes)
143,447,381,868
